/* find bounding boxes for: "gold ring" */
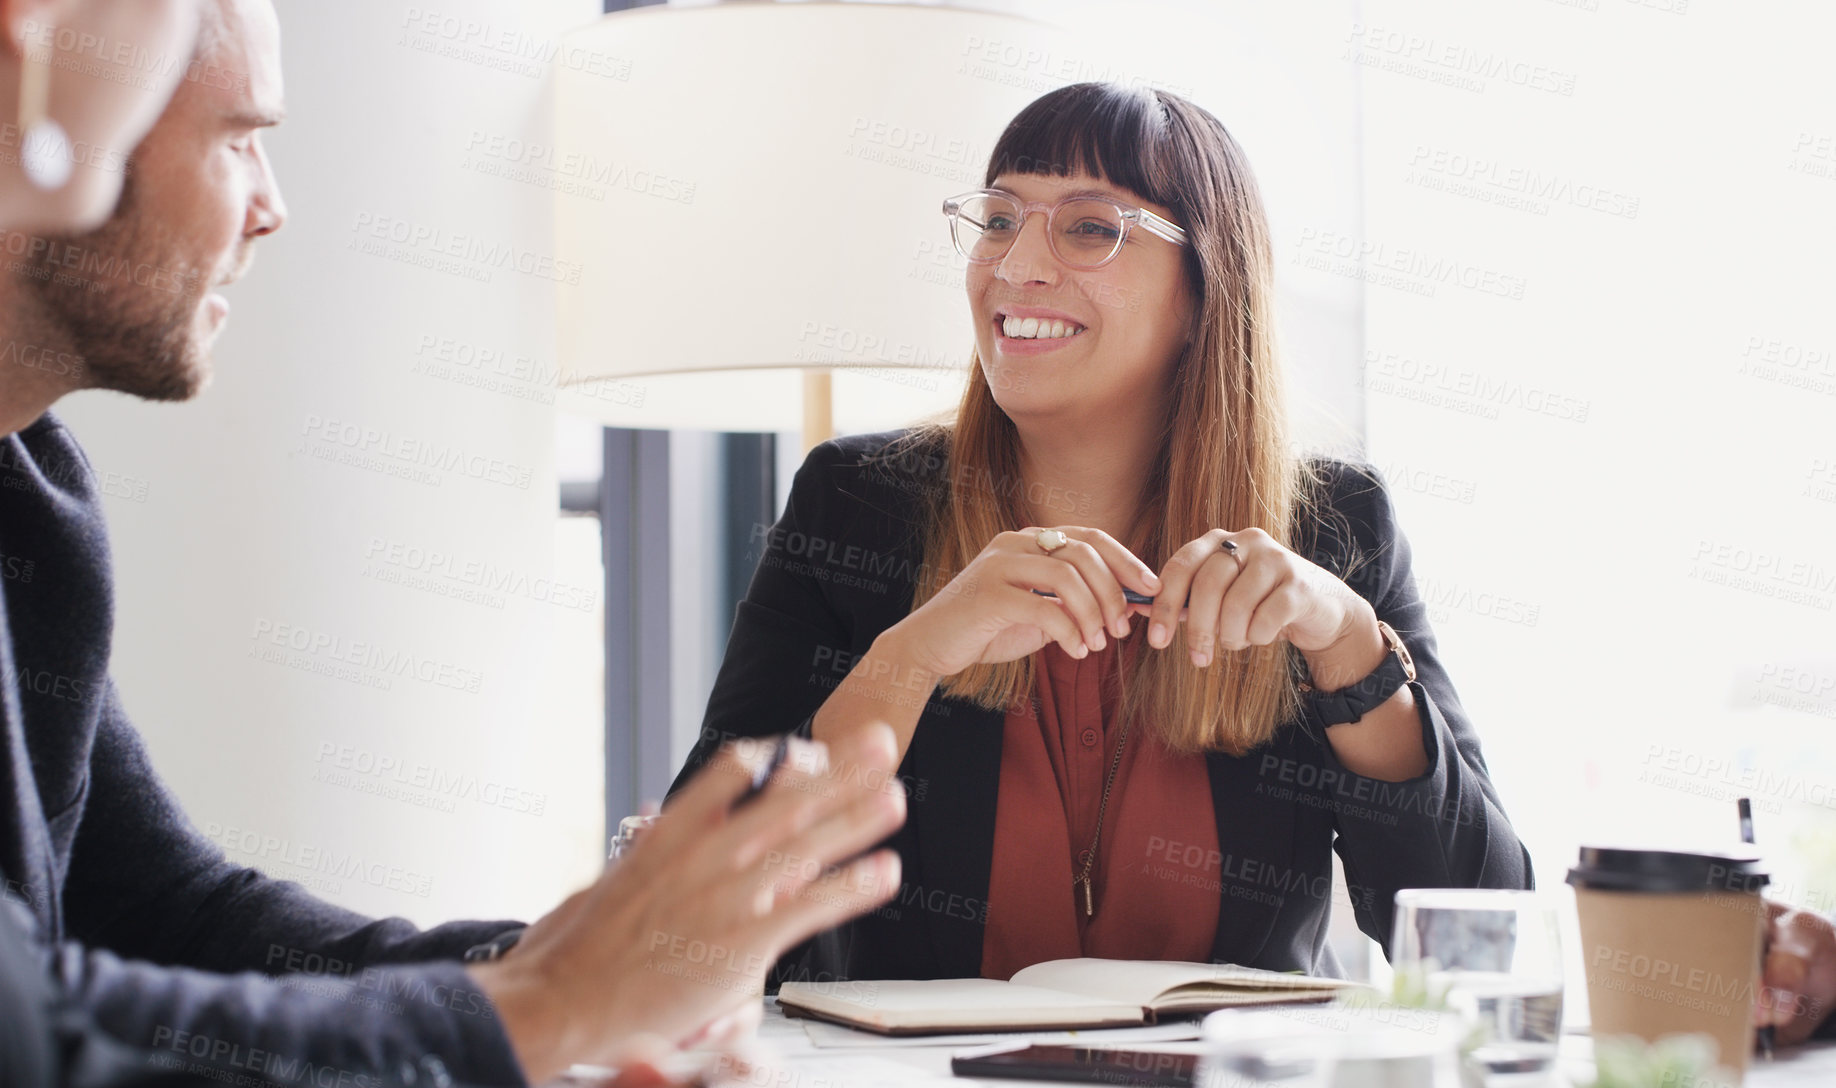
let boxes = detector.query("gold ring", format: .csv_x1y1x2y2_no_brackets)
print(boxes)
1036,528,1069,554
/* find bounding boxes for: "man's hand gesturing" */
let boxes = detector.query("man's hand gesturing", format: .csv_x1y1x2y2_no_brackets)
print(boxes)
471,724,907,1082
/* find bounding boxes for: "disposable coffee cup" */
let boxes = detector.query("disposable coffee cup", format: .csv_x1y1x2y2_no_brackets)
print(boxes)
1567,845,1769,1083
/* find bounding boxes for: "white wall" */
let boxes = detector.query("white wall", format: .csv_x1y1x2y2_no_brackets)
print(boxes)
1355,0,1836,1014
56,0,605,927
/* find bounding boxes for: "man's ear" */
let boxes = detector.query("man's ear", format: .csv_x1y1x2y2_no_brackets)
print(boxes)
0,0,60,58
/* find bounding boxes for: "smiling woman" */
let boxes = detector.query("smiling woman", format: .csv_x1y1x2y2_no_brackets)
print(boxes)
669,81,1531,986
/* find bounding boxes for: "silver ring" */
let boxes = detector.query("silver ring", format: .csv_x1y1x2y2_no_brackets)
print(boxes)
1220,536,1243,567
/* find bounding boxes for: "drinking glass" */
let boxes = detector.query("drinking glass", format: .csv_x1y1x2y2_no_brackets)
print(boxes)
1391,889,1565,1085
1200,1004,1469,1088
1199,1010,1340,1088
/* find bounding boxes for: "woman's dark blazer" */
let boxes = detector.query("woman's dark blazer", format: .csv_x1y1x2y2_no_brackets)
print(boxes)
668,429,1532,983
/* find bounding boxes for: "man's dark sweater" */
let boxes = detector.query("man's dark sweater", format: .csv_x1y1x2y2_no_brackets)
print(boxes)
0,414,528,1086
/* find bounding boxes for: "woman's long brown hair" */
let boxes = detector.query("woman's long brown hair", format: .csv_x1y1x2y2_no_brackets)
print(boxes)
893,82,1314,755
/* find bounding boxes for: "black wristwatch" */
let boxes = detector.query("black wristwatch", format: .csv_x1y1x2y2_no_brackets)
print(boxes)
1297,620,1416,731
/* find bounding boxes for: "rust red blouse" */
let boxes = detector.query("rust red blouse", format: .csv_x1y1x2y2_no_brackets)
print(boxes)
980,633,1222,980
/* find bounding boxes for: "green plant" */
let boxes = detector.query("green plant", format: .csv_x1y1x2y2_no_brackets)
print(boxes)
1589,1033,1730,1088
1383,959,1454,1012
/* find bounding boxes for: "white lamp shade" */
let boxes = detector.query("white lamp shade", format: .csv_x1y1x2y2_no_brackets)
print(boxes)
553,2,1093,432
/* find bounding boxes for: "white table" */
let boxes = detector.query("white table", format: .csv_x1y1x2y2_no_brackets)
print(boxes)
747,1000,1836,1088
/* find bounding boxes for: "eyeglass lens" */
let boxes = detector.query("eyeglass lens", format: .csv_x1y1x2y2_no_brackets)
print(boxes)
951,193,1126,268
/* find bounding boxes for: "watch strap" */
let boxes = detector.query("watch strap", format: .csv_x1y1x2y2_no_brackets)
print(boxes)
1298,621,1416,730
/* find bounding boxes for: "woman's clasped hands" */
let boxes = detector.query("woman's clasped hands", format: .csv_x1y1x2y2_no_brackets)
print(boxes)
889,525,1375,679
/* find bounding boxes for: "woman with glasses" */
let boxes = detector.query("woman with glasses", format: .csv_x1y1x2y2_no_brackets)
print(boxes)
672,81,1530,983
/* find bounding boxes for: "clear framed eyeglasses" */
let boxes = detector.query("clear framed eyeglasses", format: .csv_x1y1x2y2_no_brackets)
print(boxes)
941,188,1189,270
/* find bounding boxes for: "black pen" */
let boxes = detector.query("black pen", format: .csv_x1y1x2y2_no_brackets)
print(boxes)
734,733,790,809
1740,797,1775,1062
1028,539,1237,606
1123,588,1153,606
1035,587,1163,605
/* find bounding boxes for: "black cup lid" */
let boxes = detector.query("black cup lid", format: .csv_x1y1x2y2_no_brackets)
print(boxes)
1566,845,1770,894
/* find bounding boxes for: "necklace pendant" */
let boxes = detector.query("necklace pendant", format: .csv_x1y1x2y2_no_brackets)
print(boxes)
1081,877,1094,917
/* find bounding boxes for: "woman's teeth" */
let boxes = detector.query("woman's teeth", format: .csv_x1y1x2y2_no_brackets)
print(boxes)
1002,315,1085,340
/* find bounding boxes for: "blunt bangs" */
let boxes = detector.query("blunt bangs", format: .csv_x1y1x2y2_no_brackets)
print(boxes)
982,82,1185,219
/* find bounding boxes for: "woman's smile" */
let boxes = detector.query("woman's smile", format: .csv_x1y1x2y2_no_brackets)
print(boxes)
992,304,1089,356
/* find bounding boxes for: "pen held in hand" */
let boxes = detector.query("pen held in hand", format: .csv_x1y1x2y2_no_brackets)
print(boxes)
1027,538,1236,607
1032,588,1173,606
733,733,790,810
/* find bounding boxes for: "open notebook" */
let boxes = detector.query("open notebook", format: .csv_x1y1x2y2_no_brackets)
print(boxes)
777,958,1359,1036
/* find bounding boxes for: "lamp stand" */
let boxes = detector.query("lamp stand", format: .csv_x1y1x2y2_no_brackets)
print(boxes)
801,369,834,453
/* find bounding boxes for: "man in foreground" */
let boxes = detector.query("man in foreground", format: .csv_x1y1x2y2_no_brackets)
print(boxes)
0,2,905,1084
